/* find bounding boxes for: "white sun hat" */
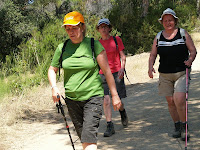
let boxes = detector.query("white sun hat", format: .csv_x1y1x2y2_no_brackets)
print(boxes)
158,8,178,24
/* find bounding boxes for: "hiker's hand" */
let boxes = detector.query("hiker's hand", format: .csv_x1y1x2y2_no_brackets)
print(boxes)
184,59,192,67
52,86,60,103
118,68,124,79
112,95,122,111
148,68,156,79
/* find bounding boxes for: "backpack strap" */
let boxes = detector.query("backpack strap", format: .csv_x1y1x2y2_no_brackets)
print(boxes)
113,36,118,50
180,28,186,41
91,38,95,63
59,39,69,77
156,30,162,47
91,37,101,70
156,28,186,47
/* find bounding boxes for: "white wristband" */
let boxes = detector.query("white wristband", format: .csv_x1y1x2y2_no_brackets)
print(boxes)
51,85,57,89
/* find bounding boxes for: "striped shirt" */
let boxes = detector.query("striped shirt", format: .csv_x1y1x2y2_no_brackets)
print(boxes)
157,28,189,73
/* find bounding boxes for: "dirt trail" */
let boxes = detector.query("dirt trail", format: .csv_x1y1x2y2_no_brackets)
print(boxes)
1,34,200,150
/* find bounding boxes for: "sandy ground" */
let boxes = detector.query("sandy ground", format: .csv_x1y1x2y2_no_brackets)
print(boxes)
0,34,200,150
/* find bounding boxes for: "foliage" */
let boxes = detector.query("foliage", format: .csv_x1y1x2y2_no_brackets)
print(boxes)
0,0,33,61
0,0,68,63
0,0,198,97
1,18,67,94
109,0,197,54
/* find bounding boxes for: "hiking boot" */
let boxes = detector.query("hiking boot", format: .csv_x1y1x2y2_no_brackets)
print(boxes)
104,122,115,137
181,122,190,141
119,109,128,127
172,121,181,138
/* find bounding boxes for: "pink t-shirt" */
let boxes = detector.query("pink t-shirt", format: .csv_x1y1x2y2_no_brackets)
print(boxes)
99,36,125,74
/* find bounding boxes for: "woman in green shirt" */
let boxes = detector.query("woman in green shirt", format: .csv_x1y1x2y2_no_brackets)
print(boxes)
48,11,121,150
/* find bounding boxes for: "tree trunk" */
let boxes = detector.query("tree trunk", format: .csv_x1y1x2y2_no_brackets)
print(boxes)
142,0,149,17
197,0,200,17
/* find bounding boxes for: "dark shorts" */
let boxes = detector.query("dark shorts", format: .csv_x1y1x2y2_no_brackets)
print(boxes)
100,72,127,99
65,96,103,143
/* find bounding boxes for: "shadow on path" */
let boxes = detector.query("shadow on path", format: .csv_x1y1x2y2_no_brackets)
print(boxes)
97,71,200,150
15,71,200,150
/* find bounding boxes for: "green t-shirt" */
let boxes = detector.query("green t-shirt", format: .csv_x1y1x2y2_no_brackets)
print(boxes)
51,37,104,101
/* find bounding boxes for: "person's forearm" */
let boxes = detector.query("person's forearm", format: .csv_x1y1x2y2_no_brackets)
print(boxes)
121,56,126,69
120,51,126,69
188,49,197,63
97,50,119,97
148,54,156,69
48,66,60,102
104,71,118,97
48,68,57,87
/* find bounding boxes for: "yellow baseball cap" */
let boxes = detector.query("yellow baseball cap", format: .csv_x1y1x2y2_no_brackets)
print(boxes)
62,11,85,26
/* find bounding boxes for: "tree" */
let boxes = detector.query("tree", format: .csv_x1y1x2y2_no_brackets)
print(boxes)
0,0,33,61
197,0,200,17
142,0,149,17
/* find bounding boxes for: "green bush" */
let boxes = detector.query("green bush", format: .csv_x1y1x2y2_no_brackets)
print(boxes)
7,73,43,95
176,5,197,31
136,21,157,53
0,18,68,95
109,0,197,55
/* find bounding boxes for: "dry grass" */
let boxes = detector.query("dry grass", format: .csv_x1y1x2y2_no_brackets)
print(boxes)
191,32,200,71
191,32,200,44
0,82,65,149
124,53,159,85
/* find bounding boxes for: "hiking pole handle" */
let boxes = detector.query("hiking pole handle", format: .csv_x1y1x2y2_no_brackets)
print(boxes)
56,95,61,113
56,103,60,113
56,95,66,117
59,101,65,116
185,65,190,69
56,95,62,113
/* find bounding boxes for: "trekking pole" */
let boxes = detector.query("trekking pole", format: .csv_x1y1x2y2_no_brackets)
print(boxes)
124,69,132,85
185,67,189,150
56,95,75,150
